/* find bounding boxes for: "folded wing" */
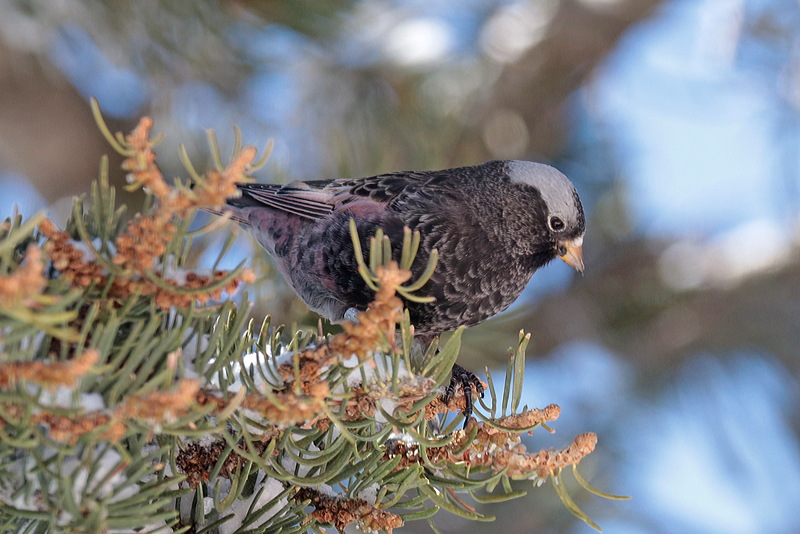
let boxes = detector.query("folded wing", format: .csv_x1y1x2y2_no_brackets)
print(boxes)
228,170,440,221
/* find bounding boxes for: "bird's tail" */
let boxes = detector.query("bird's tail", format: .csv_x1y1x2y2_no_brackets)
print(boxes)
201,205,250,226
197,183,277,226
201,182,333,224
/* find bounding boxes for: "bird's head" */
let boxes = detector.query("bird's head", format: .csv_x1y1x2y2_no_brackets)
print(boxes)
507,160,586,273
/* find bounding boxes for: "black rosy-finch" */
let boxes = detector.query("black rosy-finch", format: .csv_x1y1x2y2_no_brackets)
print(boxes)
213,159,585,419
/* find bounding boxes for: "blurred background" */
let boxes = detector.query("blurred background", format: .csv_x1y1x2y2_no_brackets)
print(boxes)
1,0,799,532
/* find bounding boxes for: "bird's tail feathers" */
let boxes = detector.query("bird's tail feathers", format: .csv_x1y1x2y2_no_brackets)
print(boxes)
201,206,250,226
231,183,333,220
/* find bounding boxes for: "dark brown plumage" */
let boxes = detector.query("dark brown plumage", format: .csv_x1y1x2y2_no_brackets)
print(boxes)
225,160,585,337
219,160,586,420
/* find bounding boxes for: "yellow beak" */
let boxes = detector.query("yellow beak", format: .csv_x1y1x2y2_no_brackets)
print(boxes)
558,237,584,274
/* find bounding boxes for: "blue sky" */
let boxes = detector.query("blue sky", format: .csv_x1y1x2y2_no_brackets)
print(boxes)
592,0,797,238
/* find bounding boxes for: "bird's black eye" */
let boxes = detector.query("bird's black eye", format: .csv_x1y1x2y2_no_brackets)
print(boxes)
549,216,565,231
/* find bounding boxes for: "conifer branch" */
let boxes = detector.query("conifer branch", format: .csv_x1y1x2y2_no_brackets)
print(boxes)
0,104,626,533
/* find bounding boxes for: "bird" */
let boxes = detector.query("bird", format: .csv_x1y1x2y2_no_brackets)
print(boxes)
215,159,585,419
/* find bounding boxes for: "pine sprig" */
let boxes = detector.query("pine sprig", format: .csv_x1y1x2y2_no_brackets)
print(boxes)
0,105,627,533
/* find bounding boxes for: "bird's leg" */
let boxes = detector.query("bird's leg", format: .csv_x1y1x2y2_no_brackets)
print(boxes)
413,335,484,428
444,363,485,428
343,307,360,323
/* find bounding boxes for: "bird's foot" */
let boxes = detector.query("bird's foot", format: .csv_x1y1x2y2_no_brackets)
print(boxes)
443,363,485,428
343,307,360,323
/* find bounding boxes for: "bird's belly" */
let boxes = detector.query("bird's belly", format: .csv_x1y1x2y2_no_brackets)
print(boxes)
407,264,533,335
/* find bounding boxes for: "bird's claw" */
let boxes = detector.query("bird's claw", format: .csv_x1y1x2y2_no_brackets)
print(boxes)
443,363,484,428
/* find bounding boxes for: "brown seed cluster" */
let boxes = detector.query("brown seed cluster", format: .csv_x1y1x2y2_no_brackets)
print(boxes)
385,439,422,470
177,439,235,489
33,410,126,445
296,487,403,534
112,214,175,274
36,115,257,311
121,117,254,218
0,244,47,308
243,386,329,428
114,118,254,274
25,379,200,444
499,403,562,433
53,379,200,444
0,356,199,444
122,117,169,199
176,439,238,488
326,263,410,362
454,418,596,480
196,384,328,430
38,219,105,288
0,351,115,444
386,407,594,481
523,432,598,479
119,268,256,311
341,388,377,421
175,437,275,489
0,348,98,388
42,213,255,308
116,379,200,424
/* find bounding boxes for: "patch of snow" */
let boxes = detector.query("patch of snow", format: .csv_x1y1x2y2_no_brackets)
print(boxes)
63,448,137,513
340,354,412,391
375,397,397,424
215,478,232,502
80,392,106,411
219,473,286,534
35,385,75,408
341,354,359,368
35,388,105,412
111,520,170,534
181,331,211,379
203,496,214,515
357,482,380,505
179,492,194,523
318,483,337,497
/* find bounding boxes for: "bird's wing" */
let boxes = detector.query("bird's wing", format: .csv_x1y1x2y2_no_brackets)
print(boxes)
330,170,443,205
231,170,441,221
230,183,335,220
